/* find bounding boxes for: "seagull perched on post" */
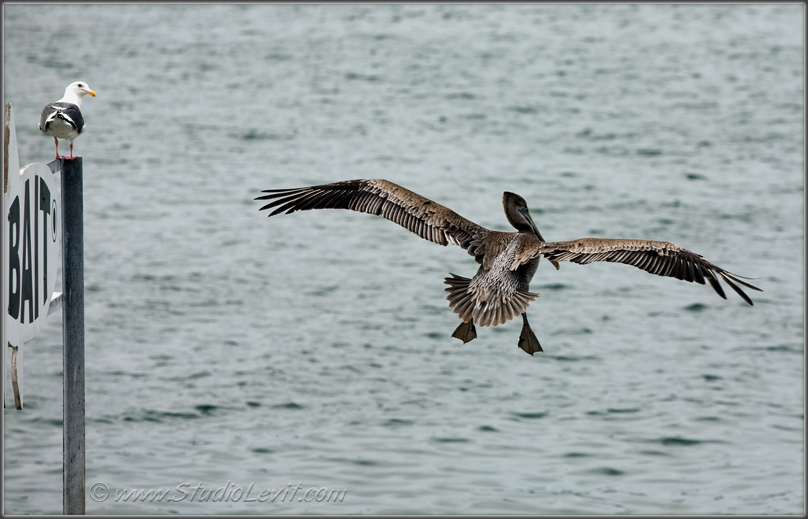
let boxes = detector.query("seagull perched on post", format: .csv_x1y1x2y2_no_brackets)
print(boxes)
39,81,96,160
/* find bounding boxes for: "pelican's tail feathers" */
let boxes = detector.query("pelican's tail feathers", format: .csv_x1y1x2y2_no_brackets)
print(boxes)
444,273,476,323
444,273,539,328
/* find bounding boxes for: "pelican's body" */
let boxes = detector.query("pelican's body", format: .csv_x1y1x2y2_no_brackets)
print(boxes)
256,179,760,356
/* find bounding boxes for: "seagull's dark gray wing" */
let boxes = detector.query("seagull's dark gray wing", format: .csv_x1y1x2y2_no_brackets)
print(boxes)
39,102,84,133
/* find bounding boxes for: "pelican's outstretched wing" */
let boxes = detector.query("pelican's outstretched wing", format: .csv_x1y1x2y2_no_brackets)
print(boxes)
256,179,490,255
539,238,762,305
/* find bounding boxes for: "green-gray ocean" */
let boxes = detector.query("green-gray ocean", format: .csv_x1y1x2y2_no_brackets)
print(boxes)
3,4,803,514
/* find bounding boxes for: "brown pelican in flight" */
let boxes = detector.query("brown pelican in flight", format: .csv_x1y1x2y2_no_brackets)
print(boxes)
256,180,760,356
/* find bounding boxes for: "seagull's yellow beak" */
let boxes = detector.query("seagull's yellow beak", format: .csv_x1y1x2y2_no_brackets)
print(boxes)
85,89,97,97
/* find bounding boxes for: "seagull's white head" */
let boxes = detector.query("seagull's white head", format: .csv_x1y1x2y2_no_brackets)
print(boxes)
59,81,97,107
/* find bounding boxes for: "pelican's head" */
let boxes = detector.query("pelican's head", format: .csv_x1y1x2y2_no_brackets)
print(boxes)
60,81,96,106
503,192,544,241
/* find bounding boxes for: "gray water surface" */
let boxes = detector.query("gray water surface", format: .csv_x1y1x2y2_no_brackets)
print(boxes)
3,4,804,514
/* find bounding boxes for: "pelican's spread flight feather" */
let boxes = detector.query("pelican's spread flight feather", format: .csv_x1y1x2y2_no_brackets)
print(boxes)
39,81,96,160
256,179,761,356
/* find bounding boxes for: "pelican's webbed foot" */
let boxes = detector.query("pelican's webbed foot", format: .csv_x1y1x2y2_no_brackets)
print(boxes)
518,313,543,356
451,319,477,344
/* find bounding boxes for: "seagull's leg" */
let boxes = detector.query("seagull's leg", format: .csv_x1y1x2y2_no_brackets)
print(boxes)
517,313,543,356
451,319,477,344
67,141,74,160
53,137,60,160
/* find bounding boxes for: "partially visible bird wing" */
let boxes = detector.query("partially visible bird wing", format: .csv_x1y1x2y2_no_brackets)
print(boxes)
39,102,84,133
539,238,762,305
256,179,490,256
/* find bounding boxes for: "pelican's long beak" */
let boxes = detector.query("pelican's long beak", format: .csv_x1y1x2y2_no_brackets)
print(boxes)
84,89,97,97
520,208,544,242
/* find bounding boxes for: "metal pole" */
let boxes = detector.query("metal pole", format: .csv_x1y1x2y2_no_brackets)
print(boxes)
62,157,85,515
2,106,6,410
3,105,7,409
